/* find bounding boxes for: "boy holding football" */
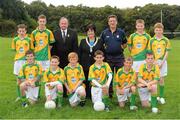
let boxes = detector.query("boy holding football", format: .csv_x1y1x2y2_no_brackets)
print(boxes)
115,57,137,110
148,23,171,104
18,50,42,107
43,55,65,108
12,24,34,101
64,52,86,107
88,50,113,111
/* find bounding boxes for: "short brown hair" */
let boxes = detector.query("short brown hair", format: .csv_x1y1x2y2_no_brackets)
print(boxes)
17,24,27,30
94,50,104,57
51,55,60,61
154,23,164,30
38,14,46,20
146,51,155,59
136,19,144,25
124,56,133,63
68,52,78,61
108,15,117,21
25,50,35,56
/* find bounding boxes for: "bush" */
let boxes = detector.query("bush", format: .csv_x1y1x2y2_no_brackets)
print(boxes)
0,19,16,37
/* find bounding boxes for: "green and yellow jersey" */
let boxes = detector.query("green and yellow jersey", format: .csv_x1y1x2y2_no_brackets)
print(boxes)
11,36,34,61
128,32,151,61
64,63,85,90
88,62,112,87
18,62,42,81
138,63,160,81
148,36,171,60
43,67,65,84
31,28,55,61
115,67,136,89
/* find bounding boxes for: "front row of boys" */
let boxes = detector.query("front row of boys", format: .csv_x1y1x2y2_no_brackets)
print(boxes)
18,49,159,113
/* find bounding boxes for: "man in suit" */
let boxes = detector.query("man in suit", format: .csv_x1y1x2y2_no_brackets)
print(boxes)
51,17,78,69
51,17,78,97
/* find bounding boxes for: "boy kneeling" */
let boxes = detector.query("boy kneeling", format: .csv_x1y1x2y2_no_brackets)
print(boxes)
43,56,65,108
115,57,137,110
137,52,160,113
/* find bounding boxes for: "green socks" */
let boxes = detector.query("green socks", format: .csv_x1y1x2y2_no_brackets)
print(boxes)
102,95,110,107
57,91,63,106
16,85,21,97
151,96,157,108
159,85,164,98
130,94,136,106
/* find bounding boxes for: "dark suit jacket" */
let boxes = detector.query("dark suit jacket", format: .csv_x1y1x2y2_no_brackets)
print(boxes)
51,28,78,68
78,38,104,72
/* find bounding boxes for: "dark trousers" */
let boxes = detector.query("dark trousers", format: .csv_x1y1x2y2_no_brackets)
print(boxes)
84,69,91,99
106,57,124,98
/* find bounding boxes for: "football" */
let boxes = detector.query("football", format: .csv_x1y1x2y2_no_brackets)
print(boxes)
93,101,105,111
45,100,56,109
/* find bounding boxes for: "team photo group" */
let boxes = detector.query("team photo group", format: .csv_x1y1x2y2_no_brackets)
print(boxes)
12,14,171,113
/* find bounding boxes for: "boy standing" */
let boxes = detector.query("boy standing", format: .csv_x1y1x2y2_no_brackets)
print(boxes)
128,19,151,74
115,57,137,110
12,24,34,101
31,14,55,71
64,52,86,107
137,52,160,113
18,50,42,107
43,56,65,108
148,23,171,104
88,50,112,111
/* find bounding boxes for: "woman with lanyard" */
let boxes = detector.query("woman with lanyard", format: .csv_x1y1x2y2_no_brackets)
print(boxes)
79,23,104,99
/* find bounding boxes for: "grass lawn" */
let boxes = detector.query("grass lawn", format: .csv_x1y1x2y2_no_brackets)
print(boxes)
0,36,179,119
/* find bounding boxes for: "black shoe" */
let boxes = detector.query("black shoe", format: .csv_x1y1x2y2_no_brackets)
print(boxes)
79,100,86,107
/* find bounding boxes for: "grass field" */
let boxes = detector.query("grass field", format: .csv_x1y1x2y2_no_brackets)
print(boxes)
0,36,180,119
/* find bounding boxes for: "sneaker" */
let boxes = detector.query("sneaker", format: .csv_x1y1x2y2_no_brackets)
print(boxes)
22,102,28,108
157,96,160,101
79,100,86,107
130,106,138,110
152,107,158,113
159,98,166,104
15,97,21,102
105,106,110,112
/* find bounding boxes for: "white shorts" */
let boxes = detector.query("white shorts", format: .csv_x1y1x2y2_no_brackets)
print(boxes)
69,86,85,106
116,88,131,102
37,60,50,71
156,60,167,77
91,86,103,103
45,81,63,100
138,87,150,101
25,86,39,101
13,60,26,75
132,60,146,72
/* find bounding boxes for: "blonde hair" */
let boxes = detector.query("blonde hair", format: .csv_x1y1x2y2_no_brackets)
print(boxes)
154,23,164,30
136,19,144,25
68,52,78,61
17,24,27,30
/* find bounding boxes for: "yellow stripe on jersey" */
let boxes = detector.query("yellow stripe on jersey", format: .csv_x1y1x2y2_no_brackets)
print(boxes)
88,62,112,86
11,36,34,60
18,62,42,81
64,63,85,90
128,32,151,61
138,63,160,81
31,28,55,60
115,67,136,89
148,36,171,60
43,67,65,83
